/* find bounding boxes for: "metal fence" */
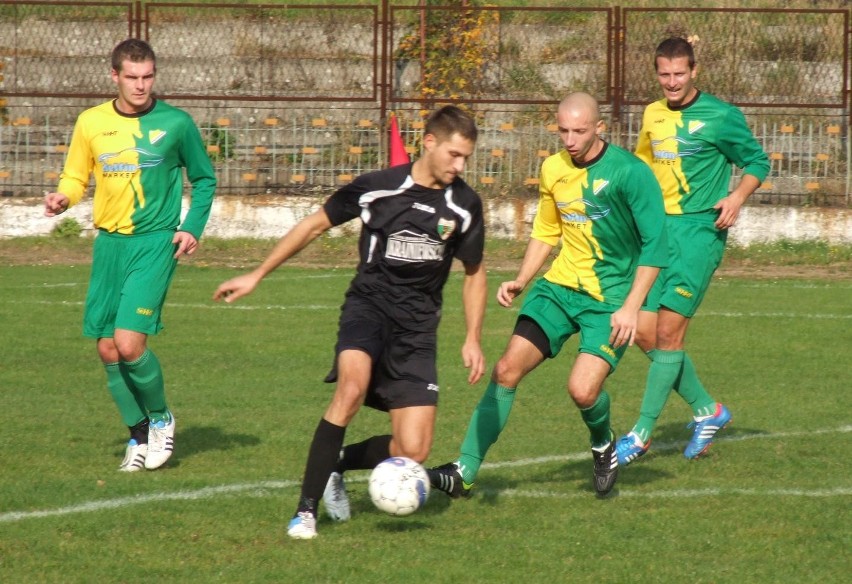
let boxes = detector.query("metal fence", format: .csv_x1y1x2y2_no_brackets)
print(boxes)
0,1,849,206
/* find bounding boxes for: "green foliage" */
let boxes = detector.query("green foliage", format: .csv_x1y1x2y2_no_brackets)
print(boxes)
204,126,236,161
396,0,500,102
49,217,83,238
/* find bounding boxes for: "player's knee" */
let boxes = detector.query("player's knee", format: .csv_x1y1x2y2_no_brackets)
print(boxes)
567,383,598,409
492,355,523,387
393,442,431,463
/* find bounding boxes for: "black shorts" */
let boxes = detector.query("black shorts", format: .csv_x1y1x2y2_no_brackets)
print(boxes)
324,295,439,412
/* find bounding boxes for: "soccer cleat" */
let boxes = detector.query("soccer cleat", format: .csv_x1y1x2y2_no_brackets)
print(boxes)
287,511,318,540
427,462,473,499
145,412,175,470
591,436,618,496
616,432,650,466
684,403,732,459
118,438,148,472
323,471,351,522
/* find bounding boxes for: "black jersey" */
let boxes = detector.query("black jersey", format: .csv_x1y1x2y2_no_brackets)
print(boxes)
323,163,485,331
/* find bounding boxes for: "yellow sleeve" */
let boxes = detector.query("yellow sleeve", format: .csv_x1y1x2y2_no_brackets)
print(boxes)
56,115,93,207
530,156,563,247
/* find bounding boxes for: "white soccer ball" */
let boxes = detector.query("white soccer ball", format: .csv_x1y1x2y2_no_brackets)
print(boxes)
368,456,430,516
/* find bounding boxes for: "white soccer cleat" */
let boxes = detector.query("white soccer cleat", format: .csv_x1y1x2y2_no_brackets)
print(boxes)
118,438,148,472
287,511,318,539
145,412,175,470
323,471,351,522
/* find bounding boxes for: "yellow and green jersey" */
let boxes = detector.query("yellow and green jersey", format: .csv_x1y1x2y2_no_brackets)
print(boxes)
635,91,769,216
57,99,216,238
533,143,668,305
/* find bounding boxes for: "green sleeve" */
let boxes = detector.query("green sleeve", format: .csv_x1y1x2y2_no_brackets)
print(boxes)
718,107,770,182
627,162,668,268
178,121,217,240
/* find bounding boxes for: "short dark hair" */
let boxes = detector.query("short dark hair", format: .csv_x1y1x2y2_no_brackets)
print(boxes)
654,37,695,70
111,38,156,72
424,105,478,144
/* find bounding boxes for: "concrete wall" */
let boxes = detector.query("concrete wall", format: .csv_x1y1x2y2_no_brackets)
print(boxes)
2,196,849,246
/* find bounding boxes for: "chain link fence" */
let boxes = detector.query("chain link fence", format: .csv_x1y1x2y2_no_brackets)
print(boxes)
0,1,848,206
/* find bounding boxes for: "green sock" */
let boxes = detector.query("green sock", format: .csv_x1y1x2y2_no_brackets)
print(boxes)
123,349,169,422
581,390,612,449
457,381,516,484
674,353,716,417
104,362,147,427
631,349,684,443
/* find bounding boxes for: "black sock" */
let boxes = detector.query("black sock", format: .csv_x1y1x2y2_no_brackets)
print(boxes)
129,419,149,444
297,418,346,513
339,434,392,472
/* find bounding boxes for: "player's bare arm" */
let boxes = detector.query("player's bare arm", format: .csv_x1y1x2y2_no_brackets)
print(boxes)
213,208,333,303
609,265,661,348
496,238,553,307
43,192,69,217
461,261,488,384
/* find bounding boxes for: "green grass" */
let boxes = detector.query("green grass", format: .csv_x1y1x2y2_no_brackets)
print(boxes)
0,242,850,583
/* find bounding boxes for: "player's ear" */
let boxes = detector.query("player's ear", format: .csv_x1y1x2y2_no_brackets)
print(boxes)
422,132,437,152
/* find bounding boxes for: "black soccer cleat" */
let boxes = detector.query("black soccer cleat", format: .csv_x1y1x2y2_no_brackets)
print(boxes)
592,437,619,496
427,462,473,498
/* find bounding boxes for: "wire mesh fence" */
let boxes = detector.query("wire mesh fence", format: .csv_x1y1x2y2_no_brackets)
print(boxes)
0,1,849,206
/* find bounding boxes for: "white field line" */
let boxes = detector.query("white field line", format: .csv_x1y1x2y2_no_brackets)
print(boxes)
4,298,851,319
2,426,849,525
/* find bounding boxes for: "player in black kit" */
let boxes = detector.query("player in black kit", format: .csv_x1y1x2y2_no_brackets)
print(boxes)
213,106,487,539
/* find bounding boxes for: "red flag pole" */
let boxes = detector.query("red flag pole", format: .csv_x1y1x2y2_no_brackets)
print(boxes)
388,112,411,167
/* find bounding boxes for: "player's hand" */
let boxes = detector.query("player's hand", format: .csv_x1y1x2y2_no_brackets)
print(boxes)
173,231,198,258
461,340,485,384
714,194,745,230
496,280,525,308
609,307,638,348
44,192,69,217
213,272,261,303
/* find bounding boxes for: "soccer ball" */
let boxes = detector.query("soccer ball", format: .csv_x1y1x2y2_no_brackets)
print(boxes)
368,456,430,516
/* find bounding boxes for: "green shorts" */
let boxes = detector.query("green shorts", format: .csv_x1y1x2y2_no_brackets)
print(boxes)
644,213,727,318
83,229,178,338
518,277,626,372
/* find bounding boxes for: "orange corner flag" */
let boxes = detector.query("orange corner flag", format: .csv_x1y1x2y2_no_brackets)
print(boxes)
388,113,411,167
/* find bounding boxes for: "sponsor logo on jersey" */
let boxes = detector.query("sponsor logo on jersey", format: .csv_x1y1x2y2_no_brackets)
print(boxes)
650,136,703,161
412,202,435,214
102,130,118,137
437,218,456,240
688,120,705,134
149,129,167,145
97,147,164,175
385,230,445,263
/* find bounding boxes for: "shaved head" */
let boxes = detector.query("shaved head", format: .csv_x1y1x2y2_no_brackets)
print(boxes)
558,92,601,124
556,92,604,164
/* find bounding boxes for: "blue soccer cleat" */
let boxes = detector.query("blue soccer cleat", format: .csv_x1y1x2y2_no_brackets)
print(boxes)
684,403,732,459
616,432,650,466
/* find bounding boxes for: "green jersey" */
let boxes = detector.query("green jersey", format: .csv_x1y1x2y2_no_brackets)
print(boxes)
57,99,216,239
635,91,770,215
532,143,668,306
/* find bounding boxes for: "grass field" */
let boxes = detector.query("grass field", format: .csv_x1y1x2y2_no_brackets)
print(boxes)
0,237,850,583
